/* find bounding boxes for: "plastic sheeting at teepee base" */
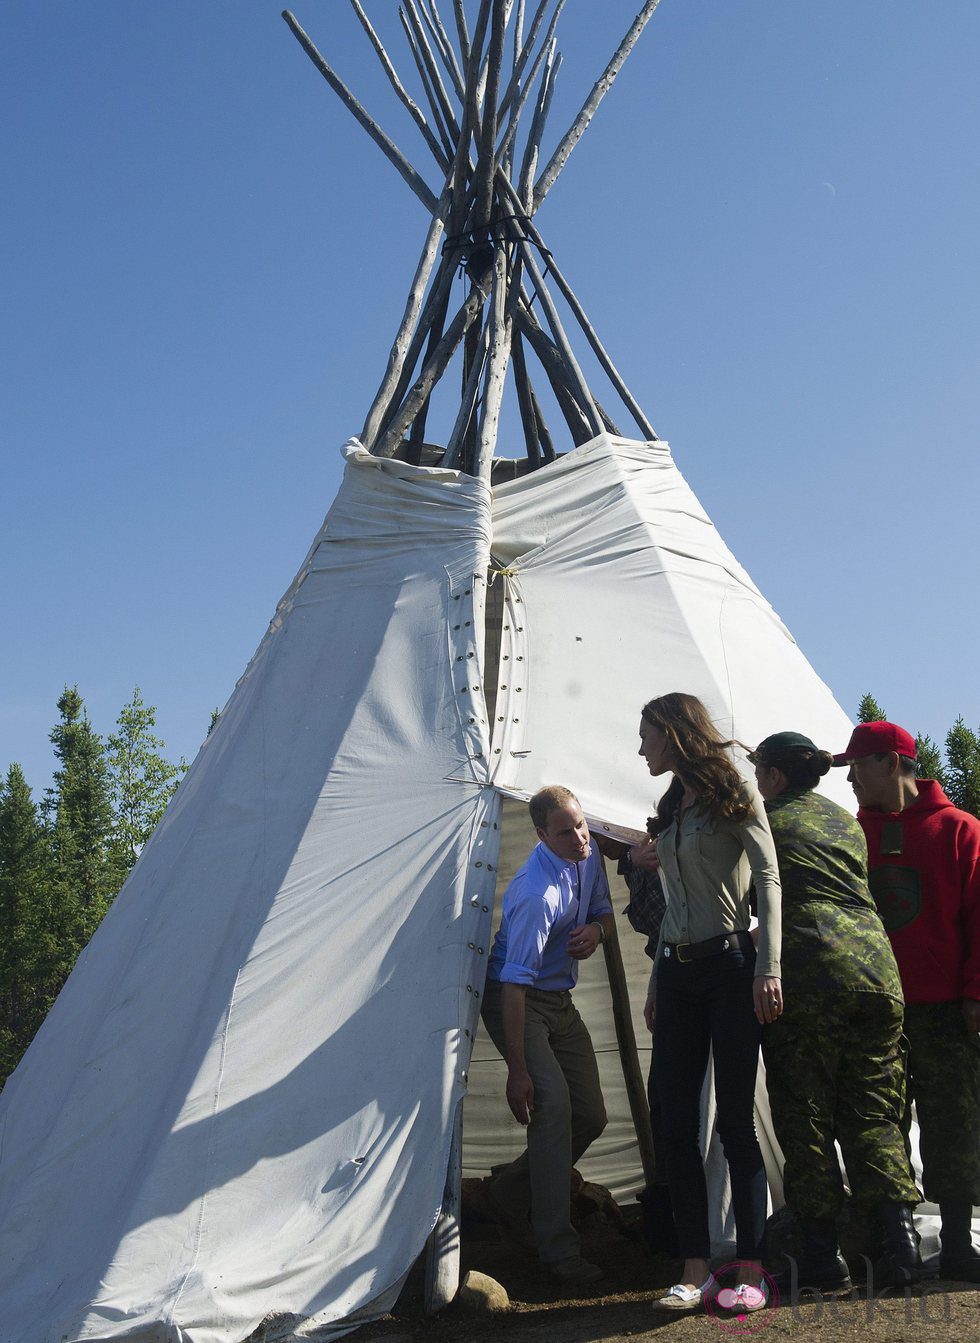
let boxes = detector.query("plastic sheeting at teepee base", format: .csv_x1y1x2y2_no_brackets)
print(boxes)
1,434,862,1342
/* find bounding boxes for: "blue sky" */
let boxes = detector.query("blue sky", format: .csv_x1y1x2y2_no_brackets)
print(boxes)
3,1,978,795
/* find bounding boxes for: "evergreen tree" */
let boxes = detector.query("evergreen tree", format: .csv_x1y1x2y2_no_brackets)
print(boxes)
0,765,55,1082
914,733,947,787
45,686,119,948
857,693,887,723
944,717,980,818
108,687,184,867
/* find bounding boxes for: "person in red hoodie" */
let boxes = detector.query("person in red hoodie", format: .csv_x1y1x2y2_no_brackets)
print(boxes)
834,720,980,1282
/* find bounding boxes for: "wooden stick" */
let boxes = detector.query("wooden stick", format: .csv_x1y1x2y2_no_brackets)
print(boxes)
533,0,661,210
510,329,541,468
476,240,514,481
475,0,514,116
498,174,658,438
403,0,461,141
474,0,507,230
374,273,493,459
423,1099,463,1313
400,7,455,157
360,188,454,449
419,0,466,103
404,279,452,459
372,249,457,445
495,1,564,173
498,0,558,121
452,0,471,66
282,11,438,214
518,41,560,210
528,377,556,460
347,0,449,172
602,919,658,1187
515,306,593,444
443,316,490,469
517,238,603,436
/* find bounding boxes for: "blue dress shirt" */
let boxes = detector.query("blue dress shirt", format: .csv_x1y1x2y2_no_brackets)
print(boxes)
487,842,613,991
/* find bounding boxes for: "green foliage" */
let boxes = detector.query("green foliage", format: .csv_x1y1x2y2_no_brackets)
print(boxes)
857,692,887,723
914,733,947,787
944,717,980,817
0,766,56,1078
45,687,119,946
1,684,184,1089
108,687,184,866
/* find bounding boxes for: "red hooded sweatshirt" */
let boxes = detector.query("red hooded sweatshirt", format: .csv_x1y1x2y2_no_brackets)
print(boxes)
858,780,980,1005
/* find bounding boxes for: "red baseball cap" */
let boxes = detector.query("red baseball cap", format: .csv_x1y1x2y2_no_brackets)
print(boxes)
832,721,918,766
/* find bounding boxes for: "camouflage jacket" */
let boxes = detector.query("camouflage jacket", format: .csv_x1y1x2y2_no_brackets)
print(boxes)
764,788,902,997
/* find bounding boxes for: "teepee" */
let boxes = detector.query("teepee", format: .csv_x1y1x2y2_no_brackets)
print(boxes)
0,4,857,1340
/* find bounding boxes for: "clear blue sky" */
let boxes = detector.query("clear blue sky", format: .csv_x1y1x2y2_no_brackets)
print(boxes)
3,1,978,796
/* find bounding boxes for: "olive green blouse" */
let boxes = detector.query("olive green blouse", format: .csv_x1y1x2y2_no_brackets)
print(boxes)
648,789,782,989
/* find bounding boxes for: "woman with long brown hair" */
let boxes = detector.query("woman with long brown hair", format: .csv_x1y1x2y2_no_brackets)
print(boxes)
638,693,782,1314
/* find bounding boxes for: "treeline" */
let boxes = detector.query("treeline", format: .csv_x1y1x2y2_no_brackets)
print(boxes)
857,693,980,817
0,687,185,1087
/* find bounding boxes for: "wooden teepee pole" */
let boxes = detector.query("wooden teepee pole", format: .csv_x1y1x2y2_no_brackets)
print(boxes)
281,11,438,214
532,0,661,210
359,189,454,450
498,174,658,439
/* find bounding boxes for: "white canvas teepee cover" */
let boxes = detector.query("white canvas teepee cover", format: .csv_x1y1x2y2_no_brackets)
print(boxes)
0,434,854,1342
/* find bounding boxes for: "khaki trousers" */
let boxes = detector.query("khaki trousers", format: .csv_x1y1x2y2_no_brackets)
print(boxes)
481,981,606,1263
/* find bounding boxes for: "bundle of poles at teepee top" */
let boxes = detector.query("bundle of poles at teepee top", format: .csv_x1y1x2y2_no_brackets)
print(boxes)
283,0,660,480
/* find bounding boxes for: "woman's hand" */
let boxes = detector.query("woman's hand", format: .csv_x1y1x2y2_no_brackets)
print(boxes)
631,835,661,873
753,975,783,1025
643,992,656,1032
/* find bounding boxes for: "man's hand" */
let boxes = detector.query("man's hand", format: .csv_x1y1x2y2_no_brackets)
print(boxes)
630,835,661,873
643,992,656,1032
963,998,980,1033
506,1067,534,1125
753,975,784,1025
567,922,601,960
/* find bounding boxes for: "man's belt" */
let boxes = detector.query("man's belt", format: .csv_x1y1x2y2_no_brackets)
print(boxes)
662,929,754,963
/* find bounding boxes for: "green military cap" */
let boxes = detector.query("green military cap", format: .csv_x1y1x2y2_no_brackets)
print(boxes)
751,730,819,764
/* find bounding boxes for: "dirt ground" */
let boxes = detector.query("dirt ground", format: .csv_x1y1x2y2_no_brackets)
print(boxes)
351,1192,980,1343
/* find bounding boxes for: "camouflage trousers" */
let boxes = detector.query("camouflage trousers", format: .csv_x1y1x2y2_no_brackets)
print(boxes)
763,991,920,1219
902,1001,980,1204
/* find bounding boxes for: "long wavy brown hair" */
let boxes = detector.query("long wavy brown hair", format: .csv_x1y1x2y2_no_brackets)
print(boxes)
642,692,752,836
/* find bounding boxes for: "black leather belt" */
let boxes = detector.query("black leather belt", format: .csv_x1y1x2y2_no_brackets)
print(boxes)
662,929,754,963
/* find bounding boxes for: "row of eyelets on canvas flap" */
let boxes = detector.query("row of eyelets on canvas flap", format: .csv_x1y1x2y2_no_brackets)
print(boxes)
459,802,502,1087
450,573,491,771
488,576,529,785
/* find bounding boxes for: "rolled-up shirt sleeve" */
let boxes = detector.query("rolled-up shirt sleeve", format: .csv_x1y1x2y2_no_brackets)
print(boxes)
498,887,559,985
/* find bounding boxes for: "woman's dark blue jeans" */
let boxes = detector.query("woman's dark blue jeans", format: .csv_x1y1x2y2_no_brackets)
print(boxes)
653,941,767,1260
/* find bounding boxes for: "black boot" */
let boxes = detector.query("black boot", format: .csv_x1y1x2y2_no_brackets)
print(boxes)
873,1203,924,1288
772,1217,851,1293
938,1199,980,1282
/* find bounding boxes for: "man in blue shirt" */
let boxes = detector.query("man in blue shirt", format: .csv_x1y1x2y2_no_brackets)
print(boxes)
481,785,614,1284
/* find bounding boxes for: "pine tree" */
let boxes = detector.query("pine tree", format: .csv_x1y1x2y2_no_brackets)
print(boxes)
914,733,947,787
45,687,119,948
944,717,980,818
0,765,55,1082
857,693,887,723
108,687,184,867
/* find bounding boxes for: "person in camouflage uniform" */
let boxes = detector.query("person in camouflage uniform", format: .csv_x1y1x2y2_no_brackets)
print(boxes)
752,731,922,1291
